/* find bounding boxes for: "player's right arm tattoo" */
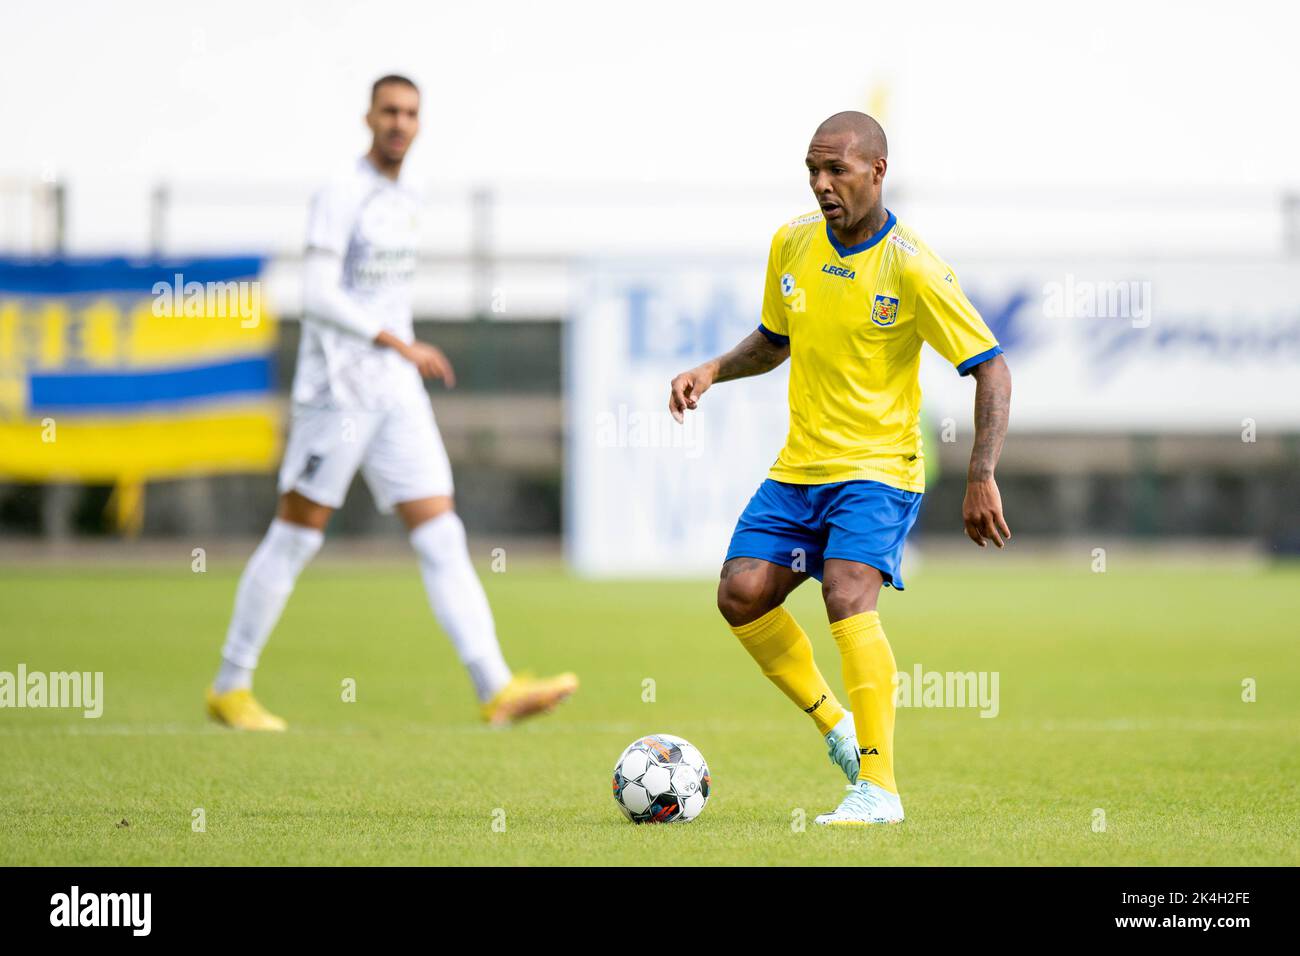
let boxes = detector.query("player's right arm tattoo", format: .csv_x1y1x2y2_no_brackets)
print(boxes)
712,329,790,383
967,355,1012,482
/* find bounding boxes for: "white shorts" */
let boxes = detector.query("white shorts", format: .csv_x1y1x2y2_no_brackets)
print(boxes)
277,401,454,513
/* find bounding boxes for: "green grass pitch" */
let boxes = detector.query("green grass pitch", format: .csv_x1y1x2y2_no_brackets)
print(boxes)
1,556,1297,866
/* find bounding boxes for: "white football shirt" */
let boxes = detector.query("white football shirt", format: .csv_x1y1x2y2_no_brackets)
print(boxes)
294,156,425,410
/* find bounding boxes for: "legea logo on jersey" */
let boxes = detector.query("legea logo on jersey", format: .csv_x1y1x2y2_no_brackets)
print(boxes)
821,264,856,280
871,294,900,327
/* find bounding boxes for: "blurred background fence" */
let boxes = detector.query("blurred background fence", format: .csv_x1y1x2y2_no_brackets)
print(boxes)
2,176,1298,553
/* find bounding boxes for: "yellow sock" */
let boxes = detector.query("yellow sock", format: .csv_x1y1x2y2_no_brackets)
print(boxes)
830,611,898,793
731,607,846,735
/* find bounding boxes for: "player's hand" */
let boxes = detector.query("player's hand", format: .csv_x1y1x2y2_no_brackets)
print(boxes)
669,364,716,423
962,478,1011,548
402,341,456,387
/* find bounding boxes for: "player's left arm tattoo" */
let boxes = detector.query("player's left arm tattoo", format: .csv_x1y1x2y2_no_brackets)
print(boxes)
962,355,1013,548
967,355,1011,482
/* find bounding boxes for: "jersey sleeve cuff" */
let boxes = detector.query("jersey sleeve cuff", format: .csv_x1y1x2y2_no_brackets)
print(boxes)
758,323,790,347
956,345,1002,376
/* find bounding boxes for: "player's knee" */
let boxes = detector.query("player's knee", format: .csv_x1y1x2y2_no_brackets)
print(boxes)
821,572,878,619
277,491,332,531
716,575,776,627
397,495,455,531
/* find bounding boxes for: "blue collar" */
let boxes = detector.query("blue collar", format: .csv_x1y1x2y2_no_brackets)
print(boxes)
825,209,896,257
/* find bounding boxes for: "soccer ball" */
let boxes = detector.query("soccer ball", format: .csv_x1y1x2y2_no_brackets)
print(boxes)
611,733,710,824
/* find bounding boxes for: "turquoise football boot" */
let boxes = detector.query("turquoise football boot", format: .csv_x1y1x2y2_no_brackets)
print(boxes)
815,780,905,826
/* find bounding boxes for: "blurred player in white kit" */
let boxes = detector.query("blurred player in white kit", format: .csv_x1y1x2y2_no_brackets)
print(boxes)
206,74,578,730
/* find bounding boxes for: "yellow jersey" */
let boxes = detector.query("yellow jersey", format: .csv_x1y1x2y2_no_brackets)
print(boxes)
758,209,1001,493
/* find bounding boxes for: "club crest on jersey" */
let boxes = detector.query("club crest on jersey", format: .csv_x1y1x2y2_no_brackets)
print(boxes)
871,294,900,327
781,273,796,297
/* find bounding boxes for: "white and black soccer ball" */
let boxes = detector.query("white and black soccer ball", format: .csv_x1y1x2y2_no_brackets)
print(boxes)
611,733,711,824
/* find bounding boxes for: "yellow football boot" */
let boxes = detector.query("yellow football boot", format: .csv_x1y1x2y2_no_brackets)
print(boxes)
205,687,288,732
481,672,578,726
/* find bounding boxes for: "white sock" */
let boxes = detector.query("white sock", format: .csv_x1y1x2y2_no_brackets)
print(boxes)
409,511,512,702
215,519,324,692
215,658,254,694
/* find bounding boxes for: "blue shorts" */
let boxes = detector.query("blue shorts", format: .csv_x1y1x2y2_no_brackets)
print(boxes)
725,479,923,588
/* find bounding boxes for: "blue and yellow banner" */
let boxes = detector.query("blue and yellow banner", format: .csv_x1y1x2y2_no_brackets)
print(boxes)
0,256,281,531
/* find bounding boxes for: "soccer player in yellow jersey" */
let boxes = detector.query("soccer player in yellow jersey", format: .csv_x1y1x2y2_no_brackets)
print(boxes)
668,111,1012,825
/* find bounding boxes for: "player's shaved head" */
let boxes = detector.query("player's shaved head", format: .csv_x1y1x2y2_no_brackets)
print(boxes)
813,111,888,162
806,111,890,244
